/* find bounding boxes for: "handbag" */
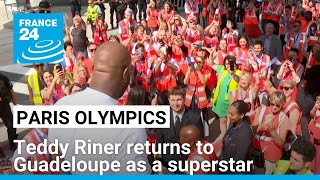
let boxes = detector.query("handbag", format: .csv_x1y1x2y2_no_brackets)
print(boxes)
250,144,269,168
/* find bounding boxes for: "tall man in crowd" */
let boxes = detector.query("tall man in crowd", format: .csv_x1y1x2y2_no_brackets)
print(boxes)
49,42,151,174
156,86,203,173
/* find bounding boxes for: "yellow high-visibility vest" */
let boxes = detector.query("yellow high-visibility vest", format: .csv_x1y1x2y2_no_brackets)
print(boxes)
27,72,43,105
87,5,99,22
274,160,313,174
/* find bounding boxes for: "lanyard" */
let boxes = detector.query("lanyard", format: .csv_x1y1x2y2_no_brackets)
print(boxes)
240,89,249,100
294,33,300,45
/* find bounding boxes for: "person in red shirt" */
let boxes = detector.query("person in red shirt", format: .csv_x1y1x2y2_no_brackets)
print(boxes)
82,42,97,75
184,56,210,121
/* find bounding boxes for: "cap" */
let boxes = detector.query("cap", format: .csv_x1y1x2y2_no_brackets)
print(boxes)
125,8,133,16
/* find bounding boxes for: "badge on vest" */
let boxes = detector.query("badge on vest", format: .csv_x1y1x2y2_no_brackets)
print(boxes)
225,94,229,101
14,14,64,64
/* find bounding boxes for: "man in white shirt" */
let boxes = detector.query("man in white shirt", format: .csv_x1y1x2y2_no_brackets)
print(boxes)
155,86,203,173
49,42,151,174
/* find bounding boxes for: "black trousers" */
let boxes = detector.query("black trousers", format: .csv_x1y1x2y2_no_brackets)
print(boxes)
0,102,17,146
138,3,147,21
110,3,118,27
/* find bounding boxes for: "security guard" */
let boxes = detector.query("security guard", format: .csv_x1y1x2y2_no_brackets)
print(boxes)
87,0,102,35
273,138,316,174
27,64,44,105
109,0,120,29
0,72,18,151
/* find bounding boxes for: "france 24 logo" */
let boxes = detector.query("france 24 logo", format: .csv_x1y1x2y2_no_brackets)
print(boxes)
13,14,64,64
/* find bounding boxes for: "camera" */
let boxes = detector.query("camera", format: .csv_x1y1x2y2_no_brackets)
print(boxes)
159,39,165,45
146,28,151,36
230,61,235,71
130,27,135,34
195,44,202,49
173,30,178,36
56,64,62,72
189,62,196,71
288,56,293,62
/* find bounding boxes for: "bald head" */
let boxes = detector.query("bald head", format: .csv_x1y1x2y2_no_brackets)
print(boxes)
180,125,201,148
93,42,130,73
91,42,131,99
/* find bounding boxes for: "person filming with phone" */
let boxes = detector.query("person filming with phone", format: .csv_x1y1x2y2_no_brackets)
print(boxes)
184,56,210,121
40,65,67,105
277,48,304,85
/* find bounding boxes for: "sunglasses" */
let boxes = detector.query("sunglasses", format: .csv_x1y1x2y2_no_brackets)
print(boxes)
89,48,96,52
270,103,282,108
280,86,292,91
174,19,179,21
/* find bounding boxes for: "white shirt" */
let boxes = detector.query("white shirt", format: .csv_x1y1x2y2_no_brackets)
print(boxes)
118,19,131,34
172,108,185,125
49,88,151,174
185,1,199,15
256,54,271,72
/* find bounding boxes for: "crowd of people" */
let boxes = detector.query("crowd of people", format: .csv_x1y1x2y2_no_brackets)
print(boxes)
0,0,320,175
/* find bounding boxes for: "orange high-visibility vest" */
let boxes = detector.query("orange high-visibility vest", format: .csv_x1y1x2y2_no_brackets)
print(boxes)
201,0,208,17
283,33,304,61
119,19,135,42
301,20,317,46
260,2,270,21
279,14,285,35
288,6,297,25
252,54,271,91
269,3,283,23
308,110,320,140
252,106,287,162
185,1,199,20
153,58,178,92
118,86,130,105
306,52,315,69
185,28,201,43
184,70,209,109
283,100,302,136
244,8,259,25
231,89,256,122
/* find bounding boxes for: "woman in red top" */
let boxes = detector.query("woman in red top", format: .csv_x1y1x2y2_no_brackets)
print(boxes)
212,39,232,65
203,20,221,48
40,68,66,105
169,14,185,35
309,94,320,174
244,0,262,39
252,91,290,174
146,0,159,30
159,1,175,22
93,15,108,45
222,20,239,52
233,34,250,69
184,56,210,121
